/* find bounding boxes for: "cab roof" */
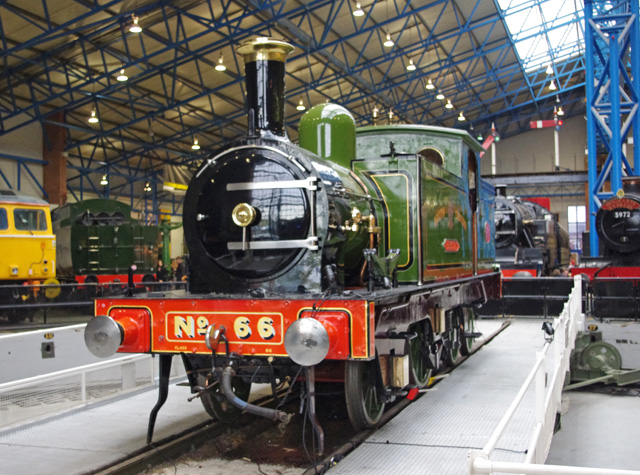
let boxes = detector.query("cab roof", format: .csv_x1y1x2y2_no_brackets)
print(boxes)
0,190,49,206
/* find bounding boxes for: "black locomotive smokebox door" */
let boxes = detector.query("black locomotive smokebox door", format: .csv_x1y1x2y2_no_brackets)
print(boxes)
41,341,55,359
190,149,311,280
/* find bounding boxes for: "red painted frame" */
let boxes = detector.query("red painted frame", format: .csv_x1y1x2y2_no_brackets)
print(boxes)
95,297,375,360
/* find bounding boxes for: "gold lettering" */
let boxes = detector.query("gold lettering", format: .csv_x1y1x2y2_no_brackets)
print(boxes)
174,316,195,339
196,316,209,335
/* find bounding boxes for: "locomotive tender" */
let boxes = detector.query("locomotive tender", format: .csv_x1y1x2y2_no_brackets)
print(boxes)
84,38,501,450
495,195,570,277
52,199,159,285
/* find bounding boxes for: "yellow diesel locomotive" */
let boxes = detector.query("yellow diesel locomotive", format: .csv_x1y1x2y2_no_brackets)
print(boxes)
0,190,56,321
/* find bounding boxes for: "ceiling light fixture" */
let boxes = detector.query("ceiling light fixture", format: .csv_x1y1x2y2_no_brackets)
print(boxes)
458,111,465,121
557,106,565,116
549,79,557,91
436,90,445,100
353,2,364,17
144,182,151,192
477,134,483,141
100,175,108,186
215,54,226,72
191,138,200,150
425,79,435,90
116,68,128,82
129,15,142,34
406,59,416,71
545,64,553,75
445,99,453,109
88,108,99,124
297,98,306,111
384,32,394,48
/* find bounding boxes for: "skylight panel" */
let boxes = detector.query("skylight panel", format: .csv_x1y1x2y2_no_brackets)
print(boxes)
497,0,585,72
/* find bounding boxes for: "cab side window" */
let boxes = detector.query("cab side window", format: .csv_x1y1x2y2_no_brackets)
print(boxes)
468,151,478,211
0,208,7,230
418,147,444,167
14,208,47,231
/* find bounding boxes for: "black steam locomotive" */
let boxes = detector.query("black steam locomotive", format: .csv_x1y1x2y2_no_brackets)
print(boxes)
573,178,640,319
84,38,500,452
495,195,570,277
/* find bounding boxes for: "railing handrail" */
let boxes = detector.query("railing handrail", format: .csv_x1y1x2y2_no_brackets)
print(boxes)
469,276,640,475
481,339,550,455
0,354,151,393
0,324,87,340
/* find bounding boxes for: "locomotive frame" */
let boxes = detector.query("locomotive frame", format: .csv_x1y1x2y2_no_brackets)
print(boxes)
85,38,500,453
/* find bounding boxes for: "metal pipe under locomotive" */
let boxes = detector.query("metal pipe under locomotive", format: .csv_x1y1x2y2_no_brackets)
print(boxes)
85,38,500,450
495,194,570,277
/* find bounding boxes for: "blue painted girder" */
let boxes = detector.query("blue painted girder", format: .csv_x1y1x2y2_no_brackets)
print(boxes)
0,0,588,209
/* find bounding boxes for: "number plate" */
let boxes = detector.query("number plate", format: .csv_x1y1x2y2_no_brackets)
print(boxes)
165,311,283,345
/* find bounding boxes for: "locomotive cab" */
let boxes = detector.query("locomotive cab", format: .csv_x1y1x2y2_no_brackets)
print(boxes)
0,190,56,283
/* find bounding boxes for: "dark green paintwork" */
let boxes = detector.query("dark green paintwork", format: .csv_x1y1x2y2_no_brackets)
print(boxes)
52,199,160,276
52,199,134,228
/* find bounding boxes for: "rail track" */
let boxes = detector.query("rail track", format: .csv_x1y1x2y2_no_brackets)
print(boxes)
86,319,510,475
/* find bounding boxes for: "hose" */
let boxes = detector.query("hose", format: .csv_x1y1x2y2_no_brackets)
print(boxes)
220,366,292,423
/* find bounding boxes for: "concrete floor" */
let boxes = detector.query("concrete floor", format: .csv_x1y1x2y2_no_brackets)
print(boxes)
547,390,640,471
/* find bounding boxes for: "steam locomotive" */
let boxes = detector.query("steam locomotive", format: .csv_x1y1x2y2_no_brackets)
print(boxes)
572,178,640,319
495,195,570,277
84,38,500,452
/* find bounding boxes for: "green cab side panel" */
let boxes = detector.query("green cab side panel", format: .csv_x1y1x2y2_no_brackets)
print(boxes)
352,158,419,282
354,125,486,283
355,124,484,178
420,161,472,277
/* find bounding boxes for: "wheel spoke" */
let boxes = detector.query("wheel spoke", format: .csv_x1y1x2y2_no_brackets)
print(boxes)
345,359,385,430
409,320,434,388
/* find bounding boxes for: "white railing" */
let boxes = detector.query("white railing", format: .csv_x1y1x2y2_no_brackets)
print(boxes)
469,276,640,475
0,353,185,432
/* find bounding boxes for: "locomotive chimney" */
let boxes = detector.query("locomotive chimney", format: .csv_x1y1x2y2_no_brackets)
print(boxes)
237,38,294,137
495,184,507,197
622,177,640,195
